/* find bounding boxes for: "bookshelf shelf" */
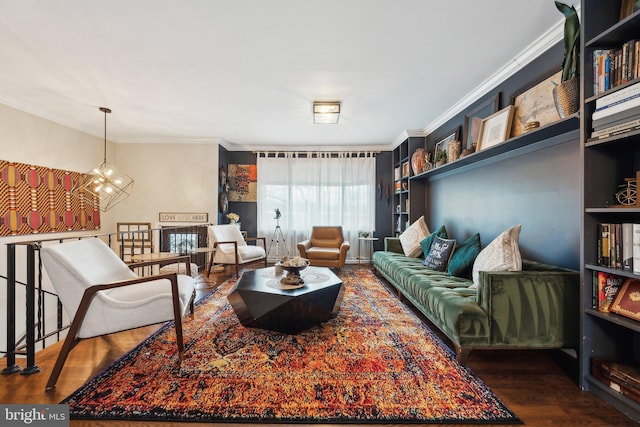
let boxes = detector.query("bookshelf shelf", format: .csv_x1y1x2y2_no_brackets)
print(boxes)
411,115,578,182
585,308,640,333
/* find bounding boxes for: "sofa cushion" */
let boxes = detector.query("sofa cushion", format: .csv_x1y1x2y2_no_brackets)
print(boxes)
420,225,448,258
448,233,481,277
471,224,522,289
399,216,430,258
423,236,456,271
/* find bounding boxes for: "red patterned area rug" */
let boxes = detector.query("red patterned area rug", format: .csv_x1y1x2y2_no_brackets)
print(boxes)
62,268,520,424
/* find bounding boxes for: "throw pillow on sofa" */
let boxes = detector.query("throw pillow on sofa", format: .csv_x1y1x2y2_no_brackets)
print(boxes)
471,224,522,289
420,225,448,257
423,236,456,271
399,215,430,258
448,232,481,277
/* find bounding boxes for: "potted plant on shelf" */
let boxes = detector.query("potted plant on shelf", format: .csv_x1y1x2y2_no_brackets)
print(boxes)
435,149,447,167
553,1,580,118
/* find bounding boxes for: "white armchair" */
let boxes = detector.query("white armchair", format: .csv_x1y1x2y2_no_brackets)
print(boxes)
40,238,196,390
207,224,267,276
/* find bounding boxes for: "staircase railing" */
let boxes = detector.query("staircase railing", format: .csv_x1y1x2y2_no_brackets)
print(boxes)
1,224,209,376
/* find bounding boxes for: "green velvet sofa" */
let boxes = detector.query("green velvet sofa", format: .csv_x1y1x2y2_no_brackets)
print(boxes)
372,237,580,364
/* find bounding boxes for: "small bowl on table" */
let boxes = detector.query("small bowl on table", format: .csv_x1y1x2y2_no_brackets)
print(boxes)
277,260,309,285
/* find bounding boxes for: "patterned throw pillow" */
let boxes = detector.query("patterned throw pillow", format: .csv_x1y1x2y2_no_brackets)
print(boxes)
399,216,430,258
423,236,457,271
420,225,448,258
471,224,522,289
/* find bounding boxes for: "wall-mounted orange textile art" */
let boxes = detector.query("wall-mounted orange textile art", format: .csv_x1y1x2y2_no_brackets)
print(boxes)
0,160,100,236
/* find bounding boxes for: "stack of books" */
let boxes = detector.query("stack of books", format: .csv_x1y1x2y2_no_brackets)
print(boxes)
590,81,640,140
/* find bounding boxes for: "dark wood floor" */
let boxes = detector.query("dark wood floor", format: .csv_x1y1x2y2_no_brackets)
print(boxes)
1,265,637,426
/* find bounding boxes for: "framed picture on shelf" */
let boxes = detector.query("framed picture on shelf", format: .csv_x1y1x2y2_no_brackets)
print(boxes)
477,106,515,151
620,0,640,20
510,68,562,137
433,127,459,166
463,93,499,150
402,162,410,177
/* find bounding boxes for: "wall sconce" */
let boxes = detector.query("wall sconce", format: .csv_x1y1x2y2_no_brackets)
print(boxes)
313,102,340,124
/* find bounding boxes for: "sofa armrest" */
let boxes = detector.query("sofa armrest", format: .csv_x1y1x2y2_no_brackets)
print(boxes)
383,237,404,254
475,266,579,347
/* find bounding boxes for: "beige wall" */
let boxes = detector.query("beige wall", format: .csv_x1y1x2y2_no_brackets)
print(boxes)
113,143,218,226
0,103,219,355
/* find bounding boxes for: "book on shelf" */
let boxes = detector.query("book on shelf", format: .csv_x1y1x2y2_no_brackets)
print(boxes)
610,278,640,321
589,118,640,140
595,271,625,312
634,224,640,275
595,80,640,110
592,96,640,121
394,167,400,181
592,105,640,128
623,223,634,271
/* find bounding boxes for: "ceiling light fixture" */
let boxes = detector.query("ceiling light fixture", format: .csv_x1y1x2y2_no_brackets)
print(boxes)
72,107,134,211
313,102,340,124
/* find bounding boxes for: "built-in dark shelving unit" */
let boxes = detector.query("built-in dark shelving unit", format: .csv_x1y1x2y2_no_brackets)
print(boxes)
392,134,425,235
580,1,640,422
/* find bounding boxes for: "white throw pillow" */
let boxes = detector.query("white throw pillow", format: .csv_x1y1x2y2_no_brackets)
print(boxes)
471,224,522,289
399,216,430,258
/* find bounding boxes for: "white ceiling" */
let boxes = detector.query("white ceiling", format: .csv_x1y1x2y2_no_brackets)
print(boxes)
0,0,579,150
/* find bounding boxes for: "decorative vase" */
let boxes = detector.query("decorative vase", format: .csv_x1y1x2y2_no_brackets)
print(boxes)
448,140,461,162
552,77,579,118
411,148,427,175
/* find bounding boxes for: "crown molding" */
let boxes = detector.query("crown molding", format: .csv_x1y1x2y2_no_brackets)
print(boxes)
116,136,222,144
227,142,389,153
394,3,580,146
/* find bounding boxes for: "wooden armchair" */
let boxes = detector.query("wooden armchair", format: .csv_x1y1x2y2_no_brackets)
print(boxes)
40,238,195,390
297,226,350,268
207,224,267,276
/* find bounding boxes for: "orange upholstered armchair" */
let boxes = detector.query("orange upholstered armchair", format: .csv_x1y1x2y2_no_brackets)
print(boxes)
297,226,350,268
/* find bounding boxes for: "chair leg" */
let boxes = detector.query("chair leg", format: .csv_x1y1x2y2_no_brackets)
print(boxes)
169,275,185,361
45,331,80,390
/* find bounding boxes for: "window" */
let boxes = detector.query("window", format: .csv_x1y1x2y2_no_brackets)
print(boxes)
257,152,376,260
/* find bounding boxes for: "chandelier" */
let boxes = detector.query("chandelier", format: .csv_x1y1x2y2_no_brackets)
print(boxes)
72,107,134,211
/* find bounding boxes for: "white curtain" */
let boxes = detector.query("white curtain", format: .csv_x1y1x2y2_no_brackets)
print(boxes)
257,152,376,261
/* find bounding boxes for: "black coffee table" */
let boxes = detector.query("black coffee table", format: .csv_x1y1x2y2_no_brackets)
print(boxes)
227,266,344,334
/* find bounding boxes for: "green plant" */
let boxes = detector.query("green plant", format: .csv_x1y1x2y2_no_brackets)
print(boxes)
435,149,447,162
555,1,580,82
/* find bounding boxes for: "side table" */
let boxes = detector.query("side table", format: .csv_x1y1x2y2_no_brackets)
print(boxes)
357,237,379,264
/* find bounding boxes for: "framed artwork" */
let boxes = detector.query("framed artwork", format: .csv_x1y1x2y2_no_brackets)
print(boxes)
511,69,562,137
433,127,459,165
0,160,100,236
477,106,515,151
228,164,257,202
463,93,499,150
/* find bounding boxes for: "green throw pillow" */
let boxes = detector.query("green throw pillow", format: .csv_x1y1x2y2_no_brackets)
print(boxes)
420,225,448,258
448,233,481,277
